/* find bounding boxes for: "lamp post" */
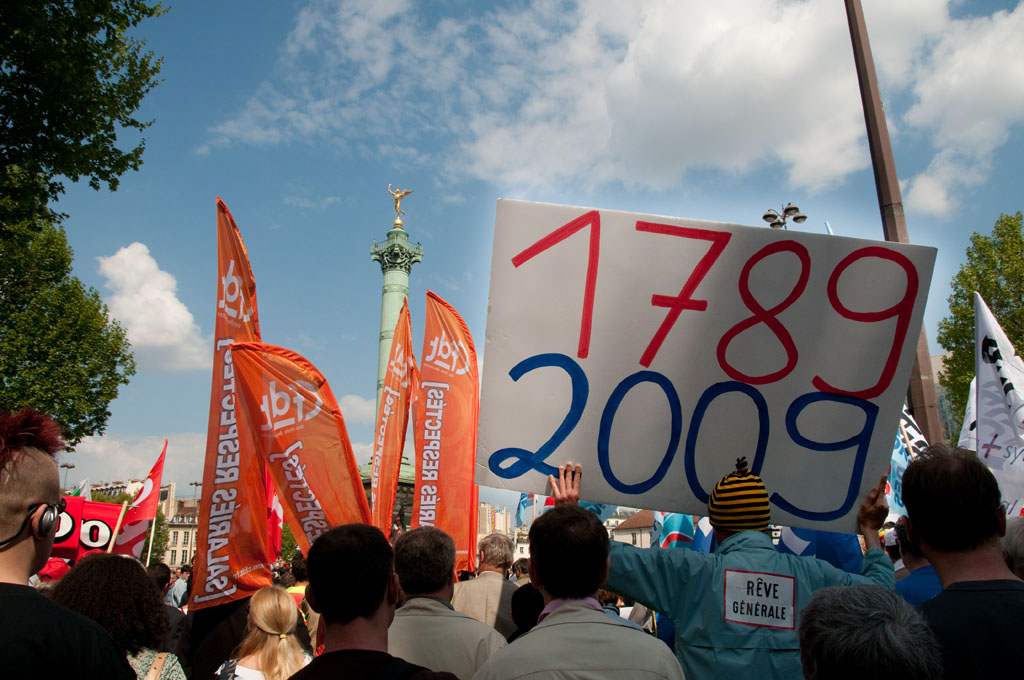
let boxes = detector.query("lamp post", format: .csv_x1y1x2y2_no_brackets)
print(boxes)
59,462,76,490
762,203,807,230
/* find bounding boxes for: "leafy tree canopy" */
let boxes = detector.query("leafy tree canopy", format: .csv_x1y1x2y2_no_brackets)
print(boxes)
281,523,297,562
0,218,135,445
0,1,165,227
937,212,1024,432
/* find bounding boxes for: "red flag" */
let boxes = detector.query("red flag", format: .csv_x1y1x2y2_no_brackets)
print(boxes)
412,291,479,573
53,497,126,561
370,300,417,533
191,198,274,610
230,342,371,555
112,440,167,558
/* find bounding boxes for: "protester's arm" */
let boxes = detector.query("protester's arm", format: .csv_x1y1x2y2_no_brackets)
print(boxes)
857,476,888,552
548,462,581,505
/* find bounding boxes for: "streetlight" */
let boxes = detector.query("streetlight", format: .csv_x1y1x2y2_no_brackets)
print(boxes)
59,462,76,490
762,203,808,229
190,480,202,499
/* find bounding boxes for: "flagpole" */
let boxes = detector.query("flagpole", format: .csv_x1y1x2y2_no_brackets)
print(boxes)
107,501,130,553
145,517,158,566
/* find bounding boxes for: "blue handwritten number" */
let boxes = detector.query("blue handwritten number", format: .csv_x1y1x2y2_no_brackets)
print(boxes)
683,382,769,503
770,392,878,521
598,371,682,494
488,353,589,479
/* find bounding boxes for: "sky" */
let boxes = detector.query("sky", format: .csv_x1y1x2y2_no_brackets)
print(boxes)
51,0,1024,513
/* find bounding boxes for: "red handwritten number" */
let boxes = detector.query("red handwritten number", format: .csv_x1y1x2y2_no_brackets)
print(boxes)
716,241,811,384
635,222,732,367
812,247,918,399
512,211,600,359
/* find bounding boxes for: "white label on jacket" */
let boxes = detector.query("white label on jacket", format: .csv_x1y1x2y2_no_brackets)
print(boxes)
723,569,795,630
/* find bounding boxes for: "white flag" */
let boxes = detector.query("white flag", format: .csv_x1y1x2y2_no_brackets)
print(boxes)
958,377,977,450
973,293,1024,515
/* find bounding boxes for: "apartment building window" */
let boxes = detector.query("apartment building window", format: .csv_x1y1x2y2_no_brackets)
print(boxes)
170,550,177,565
171,531,178,546
182,531,189,546
631,532,637,545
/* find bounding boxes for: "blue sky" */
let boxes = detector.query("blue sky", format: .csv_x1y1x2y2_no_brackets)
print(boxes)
53,0,1024,512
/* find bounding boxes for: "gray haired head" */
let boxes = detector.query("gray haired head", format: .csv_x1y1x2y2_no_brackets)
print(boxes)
799,585,942,680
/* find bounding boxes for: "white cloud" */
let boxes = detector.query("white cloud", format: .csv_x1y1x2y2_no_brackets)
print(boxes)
339,393,377,424
202,1,1024,210
97,243,211,373
283,195,341,210
68,432,207,492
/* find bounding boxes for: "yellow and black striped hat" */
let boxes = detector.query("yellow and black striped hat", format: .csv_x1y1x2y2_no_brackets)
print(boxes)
708,457,771,532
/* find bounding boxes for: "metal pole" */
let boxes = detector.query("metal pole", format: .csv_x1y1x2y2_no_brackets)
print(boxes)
845,0,945,444
145,516,157,566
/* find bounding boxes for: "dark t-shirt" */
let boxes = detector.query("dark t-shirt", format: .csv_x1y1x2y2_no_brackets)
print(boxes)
289,649,459,680
919,579,1024,678
0,582,135,680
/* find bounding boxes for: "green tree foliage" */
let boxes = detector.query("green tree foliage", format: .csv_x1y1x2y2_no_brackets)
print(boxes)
141,509,169,565
281,523,297,562
0,1,165,227
0,219,135,445
937,212,1024,432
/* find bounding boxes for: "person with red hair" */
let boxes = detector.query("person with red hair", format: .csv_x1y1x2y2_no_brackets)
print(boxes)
0,408,134,678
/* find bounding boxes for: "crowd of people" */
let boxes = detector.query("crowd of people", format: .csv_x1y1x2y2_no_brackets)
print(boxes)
2,406,1023,679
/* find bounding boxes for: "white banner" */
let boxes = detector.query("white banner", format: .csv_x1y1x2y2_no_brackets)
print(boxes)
973,293,1024,515
477,200,936,532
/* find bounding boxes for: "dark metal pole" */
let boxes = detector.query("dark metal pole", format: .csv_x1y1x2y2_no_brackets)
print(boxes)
845,0,945,444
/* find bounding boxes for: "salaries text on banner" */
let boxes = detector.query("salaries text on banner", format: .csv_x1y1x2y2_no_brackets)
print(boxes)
191,198,274,610
477,200,936,533
231,342,371,555
412,291,479,573
371,300,417,533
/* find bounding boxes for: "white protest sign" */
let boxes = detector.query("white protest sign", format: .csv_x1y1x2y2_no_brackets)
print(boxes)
477,200,936,532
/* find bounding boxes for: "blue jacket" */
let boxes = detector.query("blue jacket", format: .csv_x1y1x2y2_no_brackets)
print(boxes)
606,531,895,680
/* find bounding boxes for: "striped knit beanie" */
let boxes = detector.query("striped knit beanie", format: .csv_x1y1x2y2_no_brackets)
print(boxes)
708,457,771,532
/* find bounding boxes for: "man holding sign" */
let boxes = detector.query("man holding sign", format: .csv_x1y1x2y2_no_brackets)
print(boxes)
550,460,893,680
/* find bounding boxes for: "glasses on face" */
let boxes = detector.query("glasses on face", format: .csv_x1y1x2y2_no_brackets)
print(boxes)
0,498,67,549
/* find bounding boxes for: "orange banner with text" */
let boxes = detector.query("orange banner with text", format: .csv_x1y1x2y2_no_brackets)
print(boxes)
370,300,417,534
190,198,274,611
412,291,479,573
231,342,371,555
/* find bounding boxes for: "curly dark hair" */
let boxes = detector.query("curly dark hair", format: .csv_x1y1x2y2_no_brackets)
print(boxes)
51,552,169,655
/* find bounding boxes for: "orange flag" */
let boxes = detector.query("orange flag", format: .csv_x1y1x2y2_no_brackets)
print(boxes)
370,300,417,533
191,198,274,610
230,342,371,555
412,291,479,573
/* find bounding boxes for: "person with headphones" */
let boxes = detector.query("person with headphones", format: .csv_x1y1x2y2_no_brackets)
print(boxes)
0,408,135,679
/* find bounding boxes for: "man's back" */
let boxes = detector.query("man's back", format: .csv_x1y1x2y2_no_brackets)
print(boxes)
920,579,1024,677
452,572,517,638
289,648,458,680
0,582,135,680
471,601,684,680
389,597,506,678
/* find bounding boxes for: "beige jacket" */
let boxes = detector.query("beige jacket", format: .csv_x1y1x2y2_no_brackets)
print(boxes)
389,597,507,678
471,601,686,680
452,571,518,638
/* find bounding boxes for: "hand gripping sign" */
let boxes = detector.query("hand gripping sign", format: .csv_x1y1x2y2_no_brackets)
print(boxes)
476,200,936,533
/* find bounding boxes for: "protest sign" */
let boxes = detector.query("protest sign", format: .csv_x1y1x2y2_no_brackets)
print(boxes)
477,200,935,532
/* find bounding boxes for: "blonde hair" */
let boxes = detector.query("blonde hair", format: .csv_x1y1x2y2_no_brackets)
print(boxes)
235,586,305,680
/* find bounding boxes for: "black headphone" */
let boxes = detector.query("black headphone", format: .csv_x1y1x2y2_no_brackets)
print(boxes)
33,499,66,539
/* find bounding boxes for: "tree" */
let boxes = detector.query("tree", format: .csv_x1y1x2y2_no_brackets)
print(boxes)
0,1,165,227
281,523,297,562
937,212,1024,433
141,509,169,565
0,219,135,445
